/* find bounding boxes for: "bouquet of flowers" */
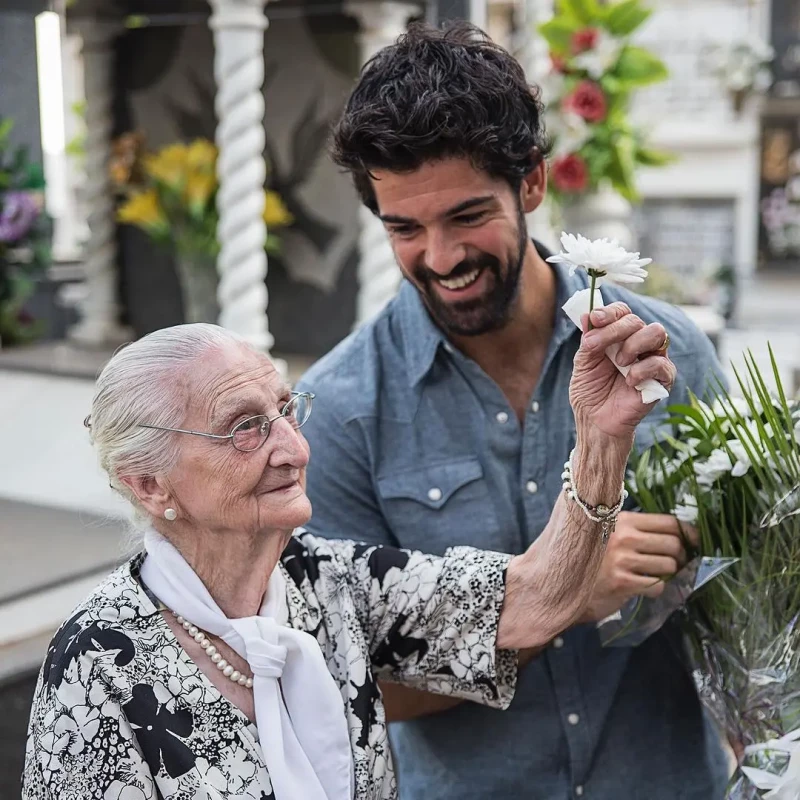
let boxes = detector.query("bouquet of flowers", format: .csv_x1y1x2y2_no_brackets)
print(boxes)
0,116,50,346
538,0,672,202
622,355,800,798
115,137,293,259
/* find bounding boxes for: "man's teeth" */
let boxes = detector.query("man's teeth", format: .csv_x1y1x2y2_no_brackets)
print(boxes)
438,269,480,290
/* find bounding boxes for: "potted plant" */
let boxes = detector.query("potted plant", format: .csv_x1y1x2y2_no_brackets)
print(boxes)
538,0,672,245
115,136,293,324
0,116,51,347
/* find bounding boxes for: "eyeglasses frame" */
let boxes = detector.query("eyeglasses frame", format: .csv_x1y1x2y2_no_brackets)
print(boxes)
136,391,315,452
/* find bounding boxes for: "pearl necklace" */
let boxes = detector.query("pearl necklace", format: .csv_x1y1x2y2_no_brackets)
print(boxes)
173,612,254,689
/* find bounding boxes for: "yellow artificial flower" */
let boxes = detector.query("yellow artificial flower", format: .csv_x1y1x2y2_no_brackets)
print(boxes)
117,189,168,232
143,143,188,189
184,172,217,215
263,190,293,228
186,139,218,172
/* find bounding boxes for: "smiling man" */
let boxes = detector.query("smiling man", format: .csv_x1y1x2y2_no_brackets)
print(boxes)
296,21,729,800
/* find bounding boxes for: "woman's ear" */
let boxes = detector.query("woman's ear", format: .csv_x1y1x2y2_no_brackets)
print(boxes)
119,474,174,519
520,153,547,215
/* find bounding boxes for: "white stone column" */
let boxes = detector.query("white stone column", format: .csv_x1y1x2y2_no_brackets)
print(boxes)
67,17,129,347
208,0,274,354
347,1,421,327
519,0,559,251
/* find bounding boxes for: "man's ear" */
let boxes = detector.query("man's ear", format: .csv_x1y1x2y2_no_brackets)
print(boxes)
520,153,547,215
119,474,174,519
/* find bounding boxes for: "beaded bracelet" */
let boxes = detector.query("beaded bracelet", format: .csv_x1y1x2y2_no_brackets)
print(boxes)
561,448,628,544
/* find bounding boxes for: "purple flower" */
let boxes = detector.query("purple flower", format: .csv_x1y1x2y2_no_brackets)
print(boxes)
0,191,39,243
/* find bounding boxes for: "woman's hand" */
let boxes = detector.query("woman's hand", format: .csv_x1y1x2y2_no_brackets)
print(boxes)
570,302,675,444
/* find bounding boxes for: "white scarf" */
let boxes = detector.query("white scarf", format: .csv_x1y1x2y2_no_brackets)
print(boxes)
140,530,354,800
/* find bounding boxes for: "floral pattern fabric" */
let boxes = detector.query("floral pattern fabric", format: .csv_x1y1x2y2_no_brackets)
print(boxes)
23,531,517,799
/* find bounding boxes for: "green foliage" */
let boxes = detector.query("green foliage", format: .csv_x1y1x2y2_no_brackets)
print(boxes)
627,351,800,759
539,0,671,205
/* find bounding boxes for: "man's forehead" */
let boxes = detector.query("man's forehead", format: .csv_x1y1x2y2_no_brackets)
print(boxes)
371,160,501,214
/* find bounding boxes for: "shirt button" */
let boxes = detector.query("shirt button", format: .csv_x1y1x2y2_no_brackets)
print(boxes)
526,480,539,494
567,713,580,726
495,411,509,424
575,787,584,797
552,636,565,649
531,400,540,413
427,487,442,502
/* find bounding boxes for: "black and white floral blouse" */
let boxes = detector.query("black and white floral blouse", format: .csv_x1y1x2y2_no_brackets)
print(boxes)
23,531,517,799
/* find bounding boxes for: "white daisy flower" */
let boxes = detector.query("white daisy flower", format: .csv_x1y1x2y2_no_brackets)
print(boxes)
546,232,652,284
673,494,699,524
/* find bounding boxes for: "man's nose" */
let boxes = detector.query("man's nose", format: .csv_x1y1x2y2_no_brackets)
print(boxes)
424,230,467,276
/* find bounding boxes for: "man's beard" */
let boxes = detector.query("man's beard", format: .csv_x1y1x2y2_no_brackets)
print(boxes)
413,203,528,338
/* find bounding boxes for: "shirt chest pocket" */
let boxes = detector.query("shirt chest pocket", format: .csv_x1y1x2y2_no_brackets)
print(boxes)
376,457,507,555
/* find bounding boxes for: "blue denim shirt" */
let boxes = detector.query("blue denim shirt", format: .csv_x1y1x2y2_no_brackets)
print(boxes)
297,256,729,800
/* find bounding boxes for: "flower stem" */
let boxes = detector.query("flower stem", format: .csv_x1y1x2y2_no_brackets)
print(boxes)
588,271,597,330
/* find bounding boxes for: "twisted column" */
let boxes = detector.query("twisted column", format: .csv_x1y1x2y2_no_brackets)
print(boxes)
209,0,273,354
68,19,129,347
347,1,421,327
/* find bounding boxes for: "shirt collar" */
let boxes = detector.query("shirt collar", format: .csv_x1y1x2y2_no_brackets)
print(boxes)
399,240,588,387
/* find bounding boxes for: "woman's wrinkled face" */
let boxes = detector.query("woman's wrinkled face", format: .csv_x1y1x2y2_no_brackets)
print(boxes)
165,343,311,536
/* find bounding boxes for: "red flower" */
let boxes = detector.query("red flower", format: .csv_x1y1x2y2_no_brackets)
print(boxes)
572,28,599,54
551,154,589,193
562,80,607,123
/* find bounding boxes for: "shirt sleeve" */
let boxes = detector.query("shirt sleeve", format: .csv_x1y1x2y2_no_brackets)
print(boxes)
22,658,156,800
295,374,399,548
338,539,518,710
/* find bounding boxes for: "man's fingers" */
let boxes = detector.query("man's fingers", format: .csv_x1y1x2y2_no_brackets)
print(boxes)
615,323,669,367
628,554,681,578
622,512,682,535
621,530,686,563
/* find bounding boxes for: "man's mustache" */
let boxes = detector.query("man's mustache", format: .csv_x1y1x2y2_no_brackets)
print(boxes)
415,255,500,284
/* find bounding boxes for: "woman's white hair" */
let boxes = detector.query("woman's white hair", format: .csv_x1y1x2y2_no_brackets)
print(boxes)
87,323,252,521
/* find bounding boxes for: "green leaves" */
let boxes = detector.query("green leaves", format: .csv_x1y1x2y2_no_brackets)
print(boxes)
635,146,676,167
555,0,601,24
539,18,578,55
614,45,669,87
602,0,652,36
606,134,638,201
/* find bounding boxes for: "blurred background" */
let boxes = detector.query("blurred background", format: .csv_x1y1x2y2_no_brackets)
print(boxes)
1,0,798,791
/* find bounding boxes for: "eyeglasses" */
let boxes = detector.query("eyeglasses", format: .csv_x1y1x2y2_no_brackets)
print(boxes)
137,391,315,453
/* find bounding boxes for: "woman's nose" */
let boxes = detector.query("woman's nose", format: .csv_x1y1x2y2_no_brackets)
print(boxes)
267,418,310,469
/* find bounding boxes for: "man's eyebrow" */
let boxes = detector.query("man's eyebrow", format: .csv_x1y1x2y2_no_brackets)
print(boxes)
378,195,496,225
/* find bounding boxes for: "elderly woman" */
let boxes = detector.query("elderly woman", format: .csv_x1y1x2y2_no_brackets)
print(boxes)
23,304,673,800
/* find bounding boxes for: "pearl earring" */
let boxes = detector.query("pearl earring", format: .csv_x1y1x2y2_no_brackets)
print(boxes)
164,508,177,521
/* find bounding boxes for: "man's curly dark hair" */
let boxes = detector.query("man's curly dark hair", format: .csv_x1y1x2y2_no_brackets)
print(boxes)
331,21,551,214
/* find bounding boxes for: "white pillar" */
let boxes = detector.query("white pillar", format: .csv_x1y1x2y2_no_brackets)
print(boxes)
519,0,559,251
347,1,421,327
208,0,274,354
67,17,129,347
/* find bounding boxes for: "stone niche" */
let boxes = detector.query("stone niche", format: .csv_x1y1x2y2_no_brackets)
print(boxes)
113,7,361,355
